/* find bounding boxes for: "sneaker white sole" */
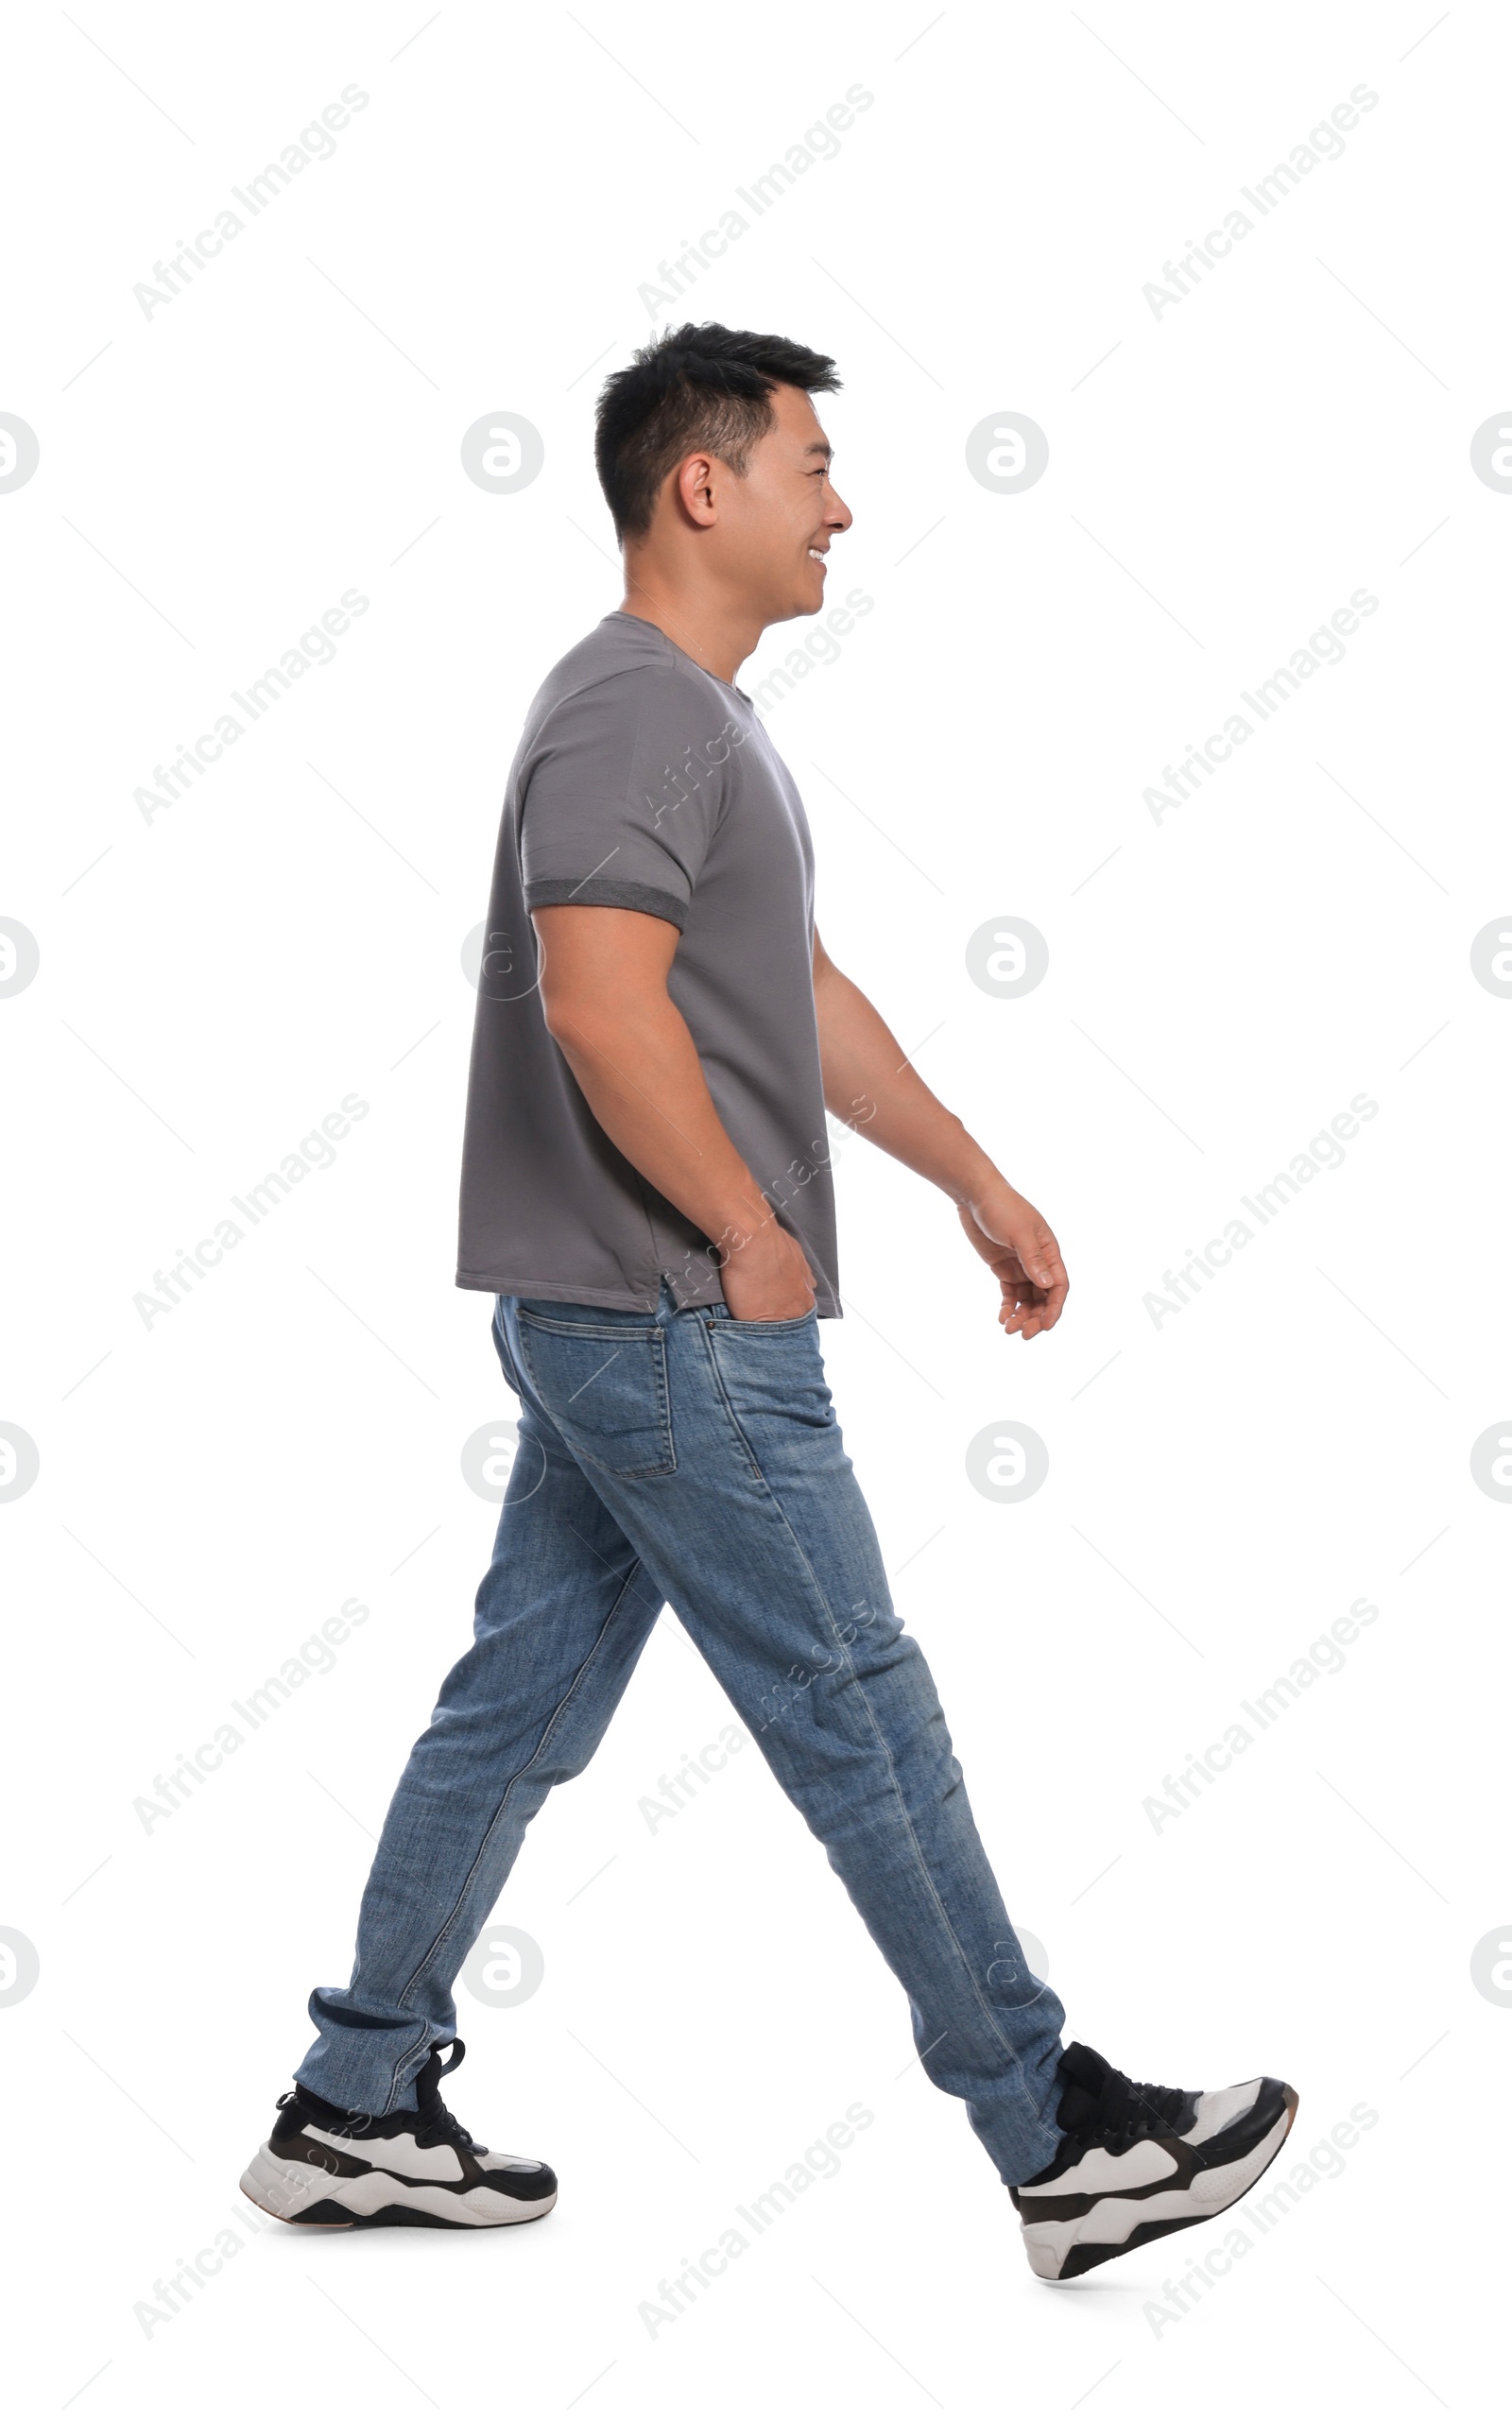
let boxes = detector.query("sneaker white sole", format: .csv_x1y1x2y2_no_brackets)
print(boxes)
240,2142,557,2230
1022,2086,1298,2280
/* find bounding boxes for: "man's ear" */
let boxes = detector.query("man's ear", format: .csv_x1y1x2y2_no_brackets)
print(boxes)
676,451,719,527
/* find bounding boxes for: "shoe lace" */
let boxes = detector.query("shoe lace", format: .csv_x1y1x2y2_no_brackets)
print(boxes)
414,2037,490,2157
1065,2062,1192,2148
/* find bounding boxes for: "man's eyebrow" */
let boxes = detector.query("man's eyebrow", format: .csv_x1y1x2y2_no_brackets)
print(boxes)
804,439,833,462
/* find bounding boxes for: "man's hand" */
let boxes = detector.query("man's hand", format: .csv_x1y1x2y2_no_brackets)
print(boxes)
957,1184,1069,1341
811,933,1069,1341
717,1216,817,1321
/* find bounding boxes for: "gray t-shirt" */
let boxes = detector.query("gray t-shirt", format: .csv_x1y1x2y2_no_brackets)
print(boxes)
455,610,841,1315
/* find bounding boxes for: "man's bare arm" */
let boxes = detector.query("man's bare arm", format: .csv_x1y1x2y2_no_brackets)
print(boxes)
812,927,1068,1339
532,904,816,1319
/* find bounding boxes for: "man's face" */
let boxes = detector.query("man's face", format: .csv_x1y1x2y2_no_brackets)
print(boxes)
713,383,851,625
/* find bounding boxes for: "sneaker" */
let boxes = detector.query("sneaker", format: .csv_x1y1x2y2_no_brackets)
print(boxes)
239,2039,558,2231
1011,2040,1297,2280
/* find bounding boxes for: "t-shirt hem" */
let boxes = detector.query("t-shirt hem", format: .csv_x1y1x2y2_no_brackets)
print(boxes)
524,876,687,931
456,1268,842,1316
456,1271,660,1309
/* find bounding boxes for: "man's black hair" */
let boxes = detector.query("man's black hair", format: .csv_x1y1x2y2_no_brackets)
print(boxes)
594,321,840,544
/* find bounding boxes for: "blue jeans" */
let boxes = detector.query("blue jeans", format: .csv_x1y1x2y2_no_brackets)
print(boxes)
297,1280,1066,2187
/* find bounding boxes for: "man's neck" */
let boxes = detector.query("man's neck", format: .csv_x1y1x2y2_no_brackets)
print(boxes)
616,574,762,688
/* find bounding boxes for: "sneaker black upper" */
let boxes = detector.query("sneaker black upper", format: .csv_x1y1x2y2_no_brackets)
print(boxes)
1052,2041,1198,2147
275,2039,490,2151
1015,2041,1201,2191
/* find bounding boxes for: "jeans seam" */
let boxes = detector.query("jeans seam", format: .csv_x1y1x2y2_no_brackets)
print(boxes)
700,1332,1040,2113
374,1551,649,2112
696,1318,767,1484
493,1303,524,1396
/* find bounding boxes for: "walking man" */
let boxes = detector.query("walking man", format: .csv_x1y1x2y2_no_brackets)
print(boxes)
242,323,1297,2279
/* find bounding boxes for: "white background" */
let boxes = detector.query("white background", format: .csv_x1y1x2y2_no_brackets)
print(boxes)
2,2,1505,2412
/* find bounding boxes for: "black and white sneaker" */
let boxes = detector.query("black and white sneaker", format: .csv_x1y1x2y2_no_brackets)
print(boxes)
1011,2040,1297,2280
240,2039,558,2230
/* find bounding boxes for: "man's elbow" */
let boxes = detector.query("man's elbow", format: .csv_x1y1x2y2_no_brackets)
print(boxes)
539,981,594,1047
540,979,654,1055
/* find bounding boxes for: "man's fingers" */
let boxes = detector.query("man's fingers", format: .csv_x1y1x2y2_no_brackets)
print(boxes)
966,1202,1068,1340
1030,1240,1069,1322
1027,1231,1066,1290
999,1265,1066,1341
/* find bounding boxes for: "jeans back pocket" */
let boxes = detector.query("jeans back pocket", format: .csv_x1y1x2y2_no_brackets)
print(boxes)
513,1309,676,1476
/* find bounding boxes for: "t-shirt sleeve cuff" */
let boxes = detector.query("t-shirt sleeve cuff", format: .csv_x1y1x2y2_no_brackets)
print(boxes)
524,877,688,932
